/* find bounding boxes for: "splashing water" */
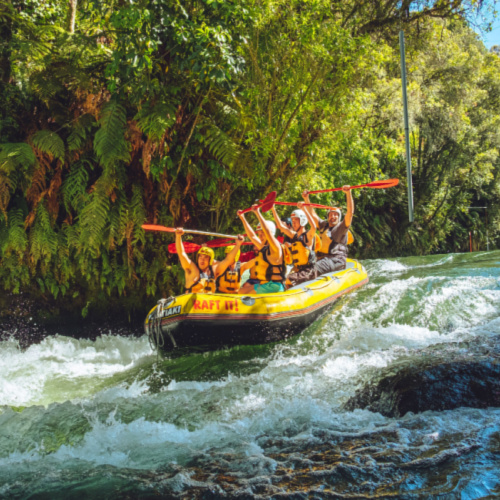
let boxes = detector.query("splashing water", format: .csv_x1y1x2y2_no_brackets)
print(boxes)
1,251,500,498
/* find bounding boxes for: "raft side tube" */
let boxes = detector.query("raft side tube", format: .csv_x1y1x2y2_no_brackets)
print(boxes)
145,259,368,353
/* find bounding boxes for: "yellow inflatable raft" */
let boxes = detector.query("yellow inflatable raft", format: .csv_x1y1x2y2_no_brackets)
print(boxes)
145,259,368,353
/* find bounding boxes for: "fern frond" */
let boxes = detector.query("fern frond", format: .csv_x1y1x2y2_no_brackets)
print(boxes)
8,208,28,256
0,143,36,174
94,100,131,170
61,159,92,211
134,100,176,142
202,120,241,167
29,202,58,265
62,221,79,250
108,189,128,247
130,185,146,242
78,179,111,250
0,143,37,214
30,71,64,101
31,130,66,162
67,114,96,152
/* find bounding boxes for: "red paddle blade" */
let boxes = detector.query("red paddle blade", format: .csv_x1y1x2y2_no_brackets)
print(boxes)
241,191,277,214
261,200,340,211
168,242,201,254
205,238,234,247
308,178,399,194
362,179,399,189
168,239,253,254
142,224,175,233
260,191,277,212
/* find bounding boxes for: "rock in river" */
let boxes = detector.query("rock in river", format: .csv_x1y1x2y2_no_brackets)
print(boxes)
344,335,500,418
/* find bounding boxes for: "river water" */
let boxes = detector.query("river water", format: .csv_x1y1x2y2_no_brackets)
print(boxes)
1,251,499,498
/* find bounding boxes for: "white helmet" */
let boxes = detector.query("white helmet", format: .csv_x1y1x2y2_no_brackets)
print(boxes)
328,207,342,221
291,209,308,227
256,220,276,237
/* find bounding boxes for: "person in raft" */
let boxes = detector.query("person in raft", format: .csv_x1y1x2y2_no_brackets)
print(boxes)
237,205,287,294
216,244,254,294
175,228,244,293
302,185,353,274
271,202,318,288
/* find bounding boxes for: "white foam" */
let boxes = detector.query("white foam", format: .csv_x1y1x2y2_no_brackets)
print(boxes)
0,335,154,407
321,351,394,380
371,259,409,273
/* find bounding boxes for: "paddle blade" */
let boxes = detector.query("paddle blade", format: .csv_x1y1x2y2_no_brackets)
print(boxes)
260,191,277,212
142,224,175,233
365,179,399,189
308,178,399,194
168,239,253,253
242,191,277,213
239,250,257,262
347,230,354,245
168,242,201,254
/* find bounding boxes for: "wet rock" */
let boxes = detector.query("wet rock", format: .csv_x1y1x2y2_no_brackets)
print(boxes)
0,290,144,348
344,336,500,417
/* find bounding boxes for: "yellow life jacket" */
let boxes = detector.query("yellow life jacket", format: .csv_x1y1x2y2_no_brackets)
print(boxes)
216,262,242,294
190,278,216,294
319,226,333,255
186,265,216,294
250,245,287,283
283,245,293,265
314,234,322,252
290,232,316,268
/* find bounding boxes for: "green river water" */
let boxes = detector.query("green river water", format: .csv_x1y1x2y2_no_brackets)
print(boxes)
1,251,499,498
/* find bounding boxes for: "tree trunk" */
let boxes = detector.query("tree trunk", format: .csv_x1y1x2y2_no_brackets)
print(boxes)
67,0,77,34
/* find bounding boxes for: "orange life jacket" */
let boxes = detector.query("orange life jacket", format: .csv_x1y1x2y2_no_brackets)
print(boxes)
249,245,287,283
216,262,242,293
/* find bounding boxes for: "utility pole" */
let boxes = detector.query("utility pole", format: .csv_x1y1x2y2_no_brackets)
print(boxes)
399,31,414,223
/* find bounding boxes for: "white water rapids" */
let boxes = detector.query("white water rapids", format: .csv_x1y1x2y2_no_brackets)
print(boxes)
1,251,499,498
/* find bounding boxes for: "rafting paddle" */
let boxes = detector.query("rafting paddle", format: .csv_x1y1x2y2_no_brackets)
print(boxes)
168,239,253,254
244,192,340,213
241,192,277,214
142,224,241,239
258,198,341,213
307,178,399,194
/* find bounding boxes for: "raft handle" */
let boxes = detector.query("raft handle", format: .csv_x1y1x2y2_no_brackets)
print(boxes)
241,296,256,306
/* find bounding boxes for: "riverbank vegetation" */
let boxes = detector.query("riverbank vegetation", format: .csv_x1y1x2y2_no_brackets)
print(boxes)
1,0,499,316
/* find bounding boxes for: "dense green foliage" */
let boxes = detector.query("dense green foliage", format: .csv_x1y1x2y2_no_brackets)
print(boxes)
0,0,499,311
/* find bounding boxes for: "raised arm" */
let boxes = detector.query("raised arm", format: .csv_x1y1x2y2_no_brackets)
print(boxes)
253,206,282,261
175,228,195,271
271,205,295,239
214,235,245,278
302,190,321,226
297,201,317,243
238,210,264,250
343,186,354,228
